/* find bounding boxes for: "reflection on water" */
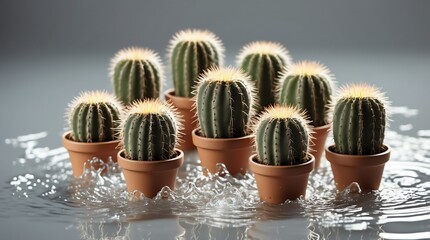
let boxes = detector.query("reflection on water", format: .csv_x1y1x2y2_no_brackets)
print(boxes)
2,107,430,240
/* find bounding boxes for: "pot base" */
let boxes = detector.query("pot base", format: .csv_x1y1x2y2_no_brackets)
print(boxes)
62,131,120,177
325,145,391,191
249,154,315,204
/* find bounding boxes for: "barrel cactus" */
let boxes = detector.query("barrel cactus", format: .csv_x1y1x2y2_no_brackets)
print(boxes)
121,99,182,161
110,47,163,105
168,29,224,98
333,83,388,155
67,91,123,142
254,105,311,165
195,66,255,138
279,61,335,127
237,41,292,113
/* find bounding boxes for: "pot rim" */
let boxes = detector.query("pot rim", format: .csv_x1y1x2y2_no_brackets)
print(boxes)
192,128,254,150
117,149,184,172
248,154,315,176
164,88,194,109
62,131,121,152
312,123,331,131
325,144,391,167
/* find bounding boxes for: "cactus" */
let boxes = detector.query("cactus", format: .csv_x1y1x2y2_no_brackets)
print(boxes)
279,61,335,127
67,91,123,142
195,67,255,138
168,29,224,98
254,105,311,166
237,41,292,113
110,47,163,105
121,99,182,161
332,83,388,155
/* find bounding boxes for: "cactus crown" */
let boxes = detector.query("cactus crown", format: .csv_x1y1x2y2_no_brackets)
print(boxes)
253,105,312,166
110,47,164,105
278,61,335,127
332,83,389,155
67,90,123,142
194,66,256,138
236,41,292,113
120,99,182,161
236,41,292,63
168,29,225,98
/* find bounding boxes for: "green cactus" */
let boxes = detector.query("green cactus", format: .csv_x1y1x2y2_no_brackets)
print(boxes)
333,83,388,155
237,41,292,113
110,47,163,105
121,99,181,161
195,67,255,138
254,105,311,166
279,61,335,127
68,91,123,142
168,29,224,98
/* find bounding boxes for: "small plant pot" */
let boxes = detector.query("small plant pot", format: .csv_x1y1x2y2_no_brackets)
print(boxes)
249,154,315,204
117,149,184,198
325,145,391,192
310,124,331,169
164,88,197,151
192,129,254,176
62,131,120,177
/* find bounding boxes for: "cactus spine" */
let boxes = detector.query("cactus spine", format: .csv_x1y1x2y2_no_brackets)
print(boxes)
195,67,255,138
237,41,292,113
333,84,388,155
254,105,311,165
110,47,163,105
279,61,334,127
169,29,225,98
68,91,123,142
121,99,182,161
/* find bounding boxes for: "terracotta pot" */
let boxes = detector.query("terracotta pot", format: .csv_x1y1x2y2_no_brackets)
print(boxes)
164,88,197,151
117,149,184,198
249,154,315,204
62,131,120,177
310,124,331,169
191,129,254,176
325,145,391,192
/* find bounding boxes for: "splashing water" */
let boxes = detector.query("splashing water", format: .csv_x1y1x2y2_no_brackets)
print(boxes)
2,107,430,239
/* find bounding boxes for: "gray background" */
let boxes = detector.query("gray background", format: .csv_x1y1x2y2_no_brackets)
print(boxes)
1,1,429,239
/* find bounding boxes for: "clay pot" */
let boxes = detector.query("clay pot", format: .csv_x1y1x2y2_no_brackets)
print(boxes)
164,89,197,151
191,129,254,176
325,145,391,191
249,154,315,204
310,124,331,169
117,149,184,198
62,131,120,177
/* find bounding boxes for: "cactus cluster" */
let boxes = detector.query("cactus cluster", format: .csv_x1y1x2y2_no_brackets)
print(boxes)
168,29,225,98
237,41,292,113
279,61,334,127
67,91,123,142
195,67,255,138
110,47,164,105
254,105,311,165
332,83,388,155
121,99,182,161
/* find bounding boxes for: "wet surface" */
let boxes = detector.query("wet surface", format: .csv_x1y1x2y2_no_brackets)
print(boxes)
1,108,429,240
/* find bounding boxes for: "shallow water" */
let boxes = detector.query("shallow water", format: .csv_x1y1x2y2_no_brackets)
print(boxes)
2,107,430,240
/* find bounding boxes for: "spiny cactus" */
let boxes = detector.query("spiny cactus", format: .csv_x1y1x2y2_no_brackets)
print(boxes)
67,91,123,142
110,47,163,105
237,41,292,113
254,105,311,166
195,66,255,138
121,99,182,161
279,61,335,127
168,29,224,98
333,83,388,155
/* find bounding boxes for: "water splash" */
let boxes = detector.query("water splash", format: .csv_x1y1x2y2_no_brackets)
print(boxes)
2,107,430,240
